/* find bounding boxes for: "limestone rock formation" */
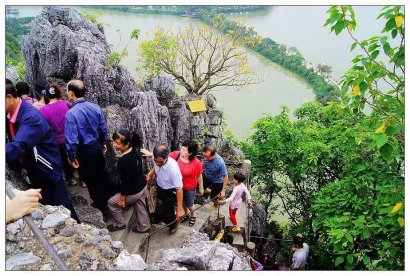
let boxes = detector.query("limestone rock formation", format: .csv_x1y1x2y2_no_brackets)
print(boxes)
22,6,140,107
250,204,267,237
21,6,226,155
148,231,251,270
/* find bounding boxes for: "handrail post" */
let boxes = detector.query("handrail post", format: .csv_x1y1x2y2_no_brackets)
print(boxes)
242,160,251,243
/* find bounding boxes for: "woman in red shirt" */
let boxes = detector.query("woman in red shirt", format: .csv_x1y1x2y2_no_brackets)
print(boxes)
169,141,203,226
141,140,203,226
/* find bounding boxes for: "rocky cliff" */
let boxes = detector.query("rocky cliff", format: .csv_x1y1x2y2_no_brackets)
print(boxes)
21,6,225,153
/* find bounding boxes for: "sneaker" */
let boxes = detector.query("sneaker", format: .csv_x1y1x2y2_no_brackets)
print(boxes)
231,226,241,232
169,221,180,234
210,204,218,211
132,225,150,233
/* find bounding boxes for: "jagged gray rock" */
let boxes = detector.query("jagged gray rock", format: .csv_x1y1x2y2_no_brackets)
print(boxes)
250,204,266,237
114,251,147,270
6,66,19,84
6,252,41,270
41,213,69,229
144,77,176,107
151,231,251,270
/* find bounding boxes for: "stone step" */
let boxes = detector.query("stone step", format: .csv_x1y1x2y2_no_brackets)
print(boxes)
107,205,211,263
108,205,136,242
137,209,210,263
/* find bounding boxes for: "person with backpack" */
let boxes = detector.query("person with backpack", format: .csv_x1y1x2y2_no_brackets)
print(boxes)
106,130,151,233
39,83,77,186
15,81,38,105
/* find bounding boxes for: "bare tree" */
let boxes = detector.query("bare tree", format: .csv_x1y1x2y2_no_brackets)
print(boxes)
140,24,260,95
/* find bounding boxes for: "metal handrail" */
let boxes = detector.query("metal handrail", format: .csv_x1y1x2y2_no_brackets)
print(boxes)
250,235,293,242
5,186,69,270
144,193,221,262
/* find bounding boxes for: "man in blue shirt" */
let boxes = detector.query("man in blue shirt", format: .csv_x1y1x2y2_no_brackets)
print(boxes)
65,79,111,211
202,145,228,211
6,82,79,222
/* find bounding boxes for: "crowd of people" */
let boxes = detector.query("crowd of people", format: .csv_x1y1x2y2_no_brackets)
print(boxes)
5,78,309,270
4,78,249,235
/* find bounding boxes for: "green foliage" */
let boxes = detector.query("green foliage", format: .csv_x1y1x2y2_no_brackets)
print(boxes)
104,28,140,70
80,10,109,27
242,6,404,270
5,17,33,64
324,5,404,162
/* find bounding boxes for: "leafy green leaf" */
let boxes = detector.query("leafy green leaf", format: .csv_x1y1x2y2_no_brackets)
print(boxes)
363,256,371,265
350,42,358,52
334,21,345,35
375,133,388,148
362,229,371,239
347,254,354,264
392,28,398,38
335,256,345,266
380,143,394,159
371,50,380,59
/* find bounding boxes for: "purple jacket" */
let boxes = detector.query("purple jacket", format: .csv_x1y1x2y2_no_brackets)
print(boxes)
40,100,70,144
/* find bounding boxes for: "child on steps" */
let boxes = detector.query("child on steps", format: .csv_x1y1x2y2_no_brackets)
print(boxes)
219,171,252,232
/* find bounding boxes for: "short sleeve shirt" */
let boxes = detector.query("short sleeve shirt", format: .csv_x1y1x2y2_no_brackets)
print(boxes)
169,151,203,190
292,243,309,269
154,157,183,190
203,154,228,183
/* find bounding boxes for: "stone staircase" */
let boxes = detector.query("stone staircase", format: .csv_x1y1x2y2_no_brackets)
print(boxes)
67,180,249,264
200,201,249,251
107,204,211,263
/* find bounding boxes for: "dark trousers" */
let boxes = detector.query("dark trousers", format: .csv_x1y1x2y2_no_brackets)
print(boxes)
155,185,176,225
38,178,80,223
58,143,74,180
76,143,110,210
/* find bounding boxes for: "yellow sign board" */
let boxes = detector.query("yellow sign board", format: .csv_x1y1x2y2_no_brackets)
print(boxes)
187,100,207,113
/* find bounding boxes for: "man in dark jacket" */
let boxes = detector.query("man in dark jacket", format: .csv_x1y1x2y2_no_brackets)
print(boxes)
6,82,80,223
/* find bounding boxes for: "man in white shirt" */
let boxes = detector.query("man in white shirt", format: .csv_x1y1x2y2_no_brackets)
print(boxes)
146,143,184,234
291,233,309,270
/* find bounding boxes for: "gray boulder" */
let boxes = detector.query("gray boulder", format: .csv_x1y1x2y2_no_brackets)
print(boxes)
41,213,69,229
114,251,147,270
6,252,41,270
250,204,266,237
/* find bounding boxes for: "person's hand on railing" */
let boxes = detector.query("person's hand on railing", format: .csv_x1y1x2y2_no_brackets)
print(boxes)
176,207,184,221
6,189,42,223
